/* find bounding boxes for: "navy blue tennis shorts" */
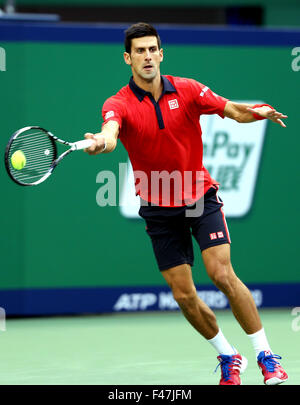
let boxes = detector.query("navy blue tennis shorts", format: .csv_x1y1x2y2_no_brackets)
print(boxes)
138,186,231,271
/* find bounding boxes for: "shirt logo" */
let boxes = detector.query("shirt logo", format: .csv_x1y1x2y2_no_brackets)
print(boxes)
200,86,209,97
168,99,179,110
105,110,115,120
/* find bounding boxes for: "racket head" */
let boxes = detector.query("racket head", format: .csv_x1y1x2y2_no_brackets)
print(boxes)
4,126,58,186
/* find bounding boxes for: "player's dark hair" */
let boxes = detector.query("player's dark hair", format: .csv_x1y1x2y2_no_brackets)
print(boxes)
124,22,161,54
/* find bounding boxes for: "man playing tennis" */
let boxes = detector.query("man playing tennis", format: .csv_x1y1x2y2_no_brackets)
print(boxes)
84,22,288,385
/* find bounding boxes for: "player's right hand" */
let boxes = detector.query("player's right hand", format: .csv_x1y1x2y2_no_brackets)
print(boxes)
84,132,106,155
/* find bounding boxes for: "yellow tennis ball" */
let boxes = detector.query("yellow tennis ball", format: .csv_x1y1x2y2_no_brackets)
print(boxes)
11,150,26,170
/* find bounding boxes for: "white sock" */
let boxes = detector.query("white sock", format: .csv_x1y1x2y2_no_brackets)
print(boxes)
247,328,272,357
207,329,236,356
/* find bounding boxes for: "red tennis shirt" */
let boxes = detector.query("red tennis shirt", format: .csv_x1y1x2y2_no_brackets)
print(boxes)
102,75,228,207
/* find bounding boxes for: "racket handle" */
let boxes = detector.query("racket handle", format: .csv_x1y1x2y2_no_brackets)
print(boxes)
72,139,95,150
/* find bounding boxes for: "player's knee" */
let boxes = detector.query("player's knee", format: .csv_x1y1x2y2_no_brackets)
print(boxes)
172,287,198,310
209,261,236,294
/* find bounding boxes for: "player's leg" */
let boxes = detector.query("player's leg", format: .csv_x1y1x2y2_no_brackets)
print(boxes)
191,187,265,335
160,263,218,339
202,243,262,334
161,263,247,385
192,186,288,385
202,242,288,384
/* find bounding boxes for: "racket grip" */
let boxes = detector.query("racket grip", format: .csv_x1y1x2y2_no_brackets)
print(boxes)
73,139,95,150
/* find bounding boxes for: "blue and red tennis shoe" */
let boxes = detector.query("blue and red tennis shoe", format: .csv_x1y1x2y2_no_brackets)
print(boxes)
215,351,288,385
215,353,248,385
257,350,288,385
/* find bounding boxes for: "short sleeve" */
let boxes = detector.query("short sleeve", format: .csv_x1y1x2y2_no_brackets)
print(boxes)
189,79,228,118
102,96,126,129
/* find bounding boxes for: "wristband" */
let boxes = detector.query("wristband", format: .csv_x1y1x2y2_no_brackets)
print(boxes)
251,103,274,120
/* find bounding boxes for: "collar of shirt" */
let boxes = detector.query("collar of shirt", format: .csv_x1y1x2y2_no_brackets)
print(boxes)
129,75,177,102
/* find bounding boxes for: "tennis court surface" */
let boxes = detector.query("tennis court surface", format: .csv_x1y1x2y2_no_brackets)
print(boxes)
0,309,299,385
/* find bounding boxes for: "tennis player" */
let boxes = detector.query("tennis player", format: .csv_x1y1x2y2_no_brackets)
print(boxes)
84,22,288,385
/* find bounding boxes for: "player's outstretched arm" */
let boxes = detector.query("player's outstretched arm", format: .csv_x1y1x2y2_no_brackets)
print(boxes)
84,121,120,155
224,101,288,127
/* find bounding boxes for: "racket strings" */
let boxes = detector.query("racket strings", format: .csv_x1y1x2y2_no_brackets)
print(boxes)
8,129,57,185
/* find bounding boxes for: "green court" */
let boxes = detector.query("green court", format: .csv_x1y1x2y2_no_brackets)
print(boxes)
1,309,299,385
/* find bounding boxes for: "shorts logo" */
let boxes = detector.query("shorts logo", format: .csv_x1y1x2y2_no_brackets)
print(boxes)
105,110,115,120
168,99,179,110
210,231,224,240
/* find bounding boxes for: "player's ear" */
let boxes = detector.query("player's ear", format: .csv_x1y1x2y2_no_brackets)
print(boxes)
159,48,164,63
124,52,131,66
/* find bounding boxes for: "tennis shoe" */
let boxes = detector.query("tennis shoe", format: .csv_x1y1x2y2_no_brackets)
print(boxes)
257,351,288,385
215,353,248,385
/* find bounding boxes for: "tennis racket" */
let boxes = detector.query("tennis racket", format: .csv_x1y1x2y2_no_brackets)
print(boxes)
4,126,94,186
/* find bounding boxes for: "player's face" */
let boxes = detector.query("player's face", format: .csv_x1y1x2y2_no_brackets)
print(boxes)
124,36,163,82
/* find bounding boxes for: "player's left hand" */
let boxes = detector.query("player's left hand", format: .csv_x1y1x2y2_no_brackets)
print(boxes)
247,106,288,128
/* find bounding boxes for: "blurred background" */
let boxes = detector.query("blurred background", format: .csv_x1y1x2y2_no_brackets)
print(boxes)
1,0,300,26
0,0,299,385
